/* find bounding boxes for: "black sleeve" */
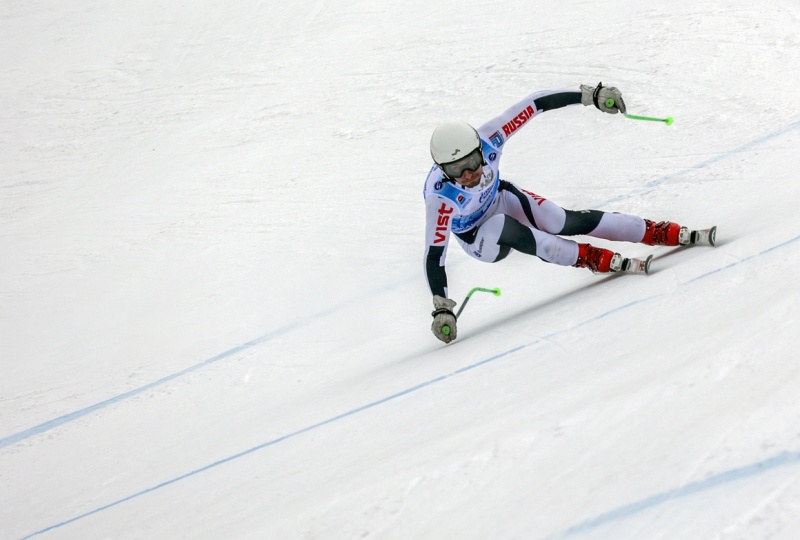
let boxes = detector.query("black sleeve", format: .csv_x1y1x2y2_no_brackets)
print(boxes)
425,245,448,298
533,91,581,112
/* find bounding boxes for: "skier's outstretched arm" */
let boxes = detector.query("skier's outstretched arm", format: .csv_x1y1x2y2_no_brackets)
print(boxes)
477,83,627,143
423,197,458,343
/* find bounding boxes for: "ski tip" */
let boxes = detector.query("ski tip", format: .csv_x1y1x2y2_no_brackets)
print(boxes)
645,254,654,274
709,226,717,247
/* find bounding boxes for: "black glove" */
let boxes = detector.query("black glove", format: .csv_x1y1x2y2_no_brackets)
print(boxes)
431,295,457,343
580,82,627,114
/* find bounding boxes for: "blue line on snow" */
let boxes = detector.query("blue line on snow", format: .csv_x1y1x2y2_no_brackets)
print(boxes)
555,451,800,539
4,118,799,451
601,118,800,206
20,346,525,540
687,234,800,284
20,234,800,539
0,306,342,450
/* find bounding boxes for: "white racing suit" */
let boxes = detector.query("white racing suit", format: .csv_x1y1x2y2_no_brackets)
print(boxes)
423,89,647,299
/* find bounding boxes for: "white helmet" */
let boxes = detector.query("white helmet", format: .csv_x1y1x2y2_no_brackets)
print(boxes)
430,121,481,165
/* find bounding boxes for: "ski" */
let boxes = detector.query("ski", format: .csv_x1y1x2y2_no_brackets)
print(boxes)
689,225,717,247
615,226,716,276
617,254,652,275
680,225,717,246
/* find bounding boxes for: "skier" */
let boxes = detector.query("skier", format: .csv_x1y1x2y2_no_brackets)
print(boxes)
425,83,715,344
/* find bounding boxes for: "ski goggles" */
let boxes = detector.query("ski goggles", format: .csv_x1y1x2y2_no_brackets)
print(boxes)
440,147,484,179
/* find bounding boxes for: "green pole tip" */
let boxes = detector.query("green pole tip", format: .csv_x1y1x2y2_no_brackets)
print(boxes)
665,116,674,126
493,288,502,296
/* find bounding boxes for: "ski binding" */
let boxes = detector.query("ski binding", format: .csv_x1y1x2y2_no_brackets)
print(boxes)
680,225,716,246
611,253,652,275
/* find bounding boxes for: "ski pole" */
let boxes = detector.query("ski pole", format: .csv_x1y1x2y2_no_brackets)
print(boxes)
441,286,502,336
604,98,674,125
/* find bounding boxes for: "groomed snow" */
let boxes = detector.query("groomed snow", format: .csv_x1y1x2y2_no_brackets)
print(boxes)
2,1,800,538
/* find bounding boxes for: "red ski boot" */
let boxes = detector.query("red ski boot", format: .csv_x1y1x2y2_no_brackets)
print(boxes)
641,220,690,246
574,243,622,273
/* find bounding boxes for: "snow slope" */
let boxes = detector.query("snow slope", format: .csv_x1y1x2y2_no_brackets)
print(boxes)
2,1,800,538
